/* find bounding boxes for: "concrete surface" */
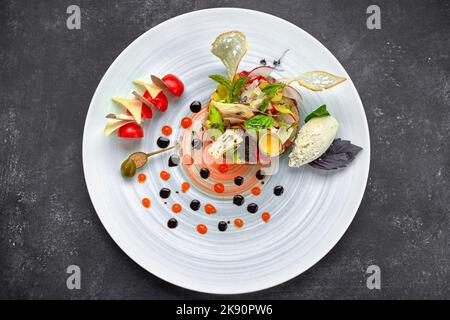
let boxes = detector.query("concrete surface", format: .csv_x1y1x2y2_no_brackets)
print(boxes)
0,0,449,299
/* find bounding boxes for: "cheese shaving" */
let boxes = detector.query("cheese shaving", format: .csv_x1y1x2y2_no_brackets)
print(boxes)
112,98,142,124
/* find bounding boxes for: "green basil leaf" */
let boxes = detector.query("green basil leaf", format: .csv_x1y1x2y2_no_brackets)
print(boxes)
244,115,274,130
261,83,286,98
259,83,286,111
209,74,233,91
259,100,269,112
304,105,330,123
231,76,250,101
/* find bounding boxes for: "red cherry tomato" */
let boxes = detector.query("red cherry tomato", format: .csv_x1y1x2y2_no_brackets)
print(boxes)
117,122,143,138
143,90,168,112
162,74,184,97
126,104,152,119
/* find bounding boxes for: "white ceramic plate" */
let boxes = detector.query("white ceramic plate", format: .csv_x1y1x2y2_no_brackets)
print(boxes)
83,8,370,294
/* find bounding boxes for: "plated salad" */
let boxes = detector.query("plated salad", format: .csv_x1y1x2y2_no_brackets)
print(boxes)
104,30,362,234
202,31,359,169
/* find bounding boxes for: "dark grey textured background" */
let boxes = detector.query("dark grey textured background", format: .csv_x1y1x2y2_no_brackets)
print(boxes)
0,0,449,299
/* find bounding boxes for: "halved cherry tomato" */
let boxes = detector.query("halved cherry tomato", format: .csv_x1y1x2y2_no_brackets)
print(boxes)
143,90,168,112
162,74,184,97
126,103,152,119
118,122,143,138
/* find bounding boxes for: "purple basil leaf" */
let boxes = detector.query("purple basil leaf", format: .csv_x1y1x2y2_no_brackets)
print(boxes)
309,139,362,170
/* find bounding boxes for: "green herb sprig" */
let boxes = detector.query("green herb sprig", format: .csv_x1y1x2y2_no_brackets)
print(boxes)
259,83,286,112
209,74,250,103
244,115,274,130
304,105,330,123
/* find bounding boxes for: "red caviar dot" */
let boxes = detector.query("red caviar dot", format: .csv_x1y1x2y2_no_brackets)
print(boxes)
181,182,190,193
161,125,172,136
218,164,228,173
181,117,193,129
251,187,261,196
137,173,147,183
172,203,182,213
160,171,170,181
197,224,207,234
141,198,151,208
204,204,217,214
182,154,194,165
214,183,225,193
234,218,244,228
262,212,271,222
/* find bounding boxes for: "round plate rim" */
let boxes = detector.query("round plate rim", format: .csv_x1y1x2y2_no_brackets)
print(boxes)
82,7,371,294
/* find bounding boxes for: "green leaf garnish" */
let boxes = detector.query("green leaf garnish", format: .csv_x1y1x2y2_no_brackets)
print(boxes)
304,105,330,123
260,100,270,112
209,74,233,91
261,83,286,97
244,115,274,130
259,83,286,111
231,76,250,101
209,75,249,103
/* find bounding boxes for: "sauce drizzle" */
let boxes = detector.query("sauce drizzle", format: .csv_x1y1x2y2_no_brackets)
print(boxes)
204,203,217,214
168,154,180,167
172,203,182,213
233,195,244,206
251,187,261,196
197,224,207,234
247,203,258,213
218,221,228,232
159,188,171,199
157,136,170,148
141,198,151,208
160,171,170,180
234,218,244,228
137,173,147,183
161,125,172,136
167,218,178,229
